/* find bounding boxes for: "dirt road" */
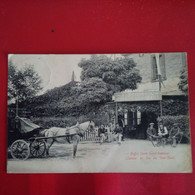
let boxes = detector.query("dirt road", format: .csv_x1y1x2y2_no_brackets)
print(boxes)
7,139,192,173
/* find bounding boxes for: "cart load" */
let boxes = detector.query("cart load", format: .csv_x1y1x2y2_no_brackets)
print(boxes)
18,117,40,133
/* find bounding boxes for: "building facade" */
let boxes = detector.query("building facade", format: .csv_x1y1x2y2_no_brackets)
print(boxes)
112,53,188,139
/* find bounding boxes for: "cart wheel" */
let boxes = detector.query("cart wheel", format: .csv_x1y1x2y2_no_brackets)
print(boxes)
30,140,46,157
10,140,30,160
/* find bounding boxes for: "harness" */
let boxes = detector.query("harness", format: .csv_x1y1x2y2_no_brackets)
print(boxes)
43,121,93,143
66,122,92,143
76,122,91,137
66,136,71,144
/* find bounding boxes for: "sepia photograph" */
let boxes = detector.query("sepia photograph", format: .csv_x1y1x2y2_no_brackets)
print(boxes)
7,53,192,173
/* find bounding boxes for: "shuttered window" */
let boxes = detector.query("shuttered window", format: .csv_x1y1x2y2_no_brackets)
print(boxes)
137,111,141,125
151,54,167,82
124,112,128,125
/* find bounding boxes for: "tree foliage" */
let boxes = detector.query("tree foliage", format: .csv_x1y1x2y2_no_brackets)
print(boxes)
78,55,142,92
25,79,110,117
8,61,42,102
71,77,111,104
178,66,188,94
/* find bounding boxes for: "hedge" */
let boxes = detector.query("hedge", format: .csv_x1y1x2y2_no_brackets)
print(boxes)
157,115,191,143
32,115,90,129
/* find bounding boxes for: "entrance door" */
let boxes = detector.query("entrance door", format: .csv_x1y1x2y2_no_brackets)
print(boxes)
136,112,157,139
123,111,138,139
120,110,157,139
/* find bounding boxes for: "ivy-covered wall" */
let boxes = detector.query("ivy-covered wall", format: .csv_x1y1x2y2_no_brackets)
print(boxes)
111,95,189,117
93,95,189,126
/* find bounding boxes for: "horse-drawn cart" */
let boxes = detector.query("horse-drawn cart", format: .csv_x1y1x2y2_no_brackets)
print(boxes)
8,116,94,160
9,117,47,160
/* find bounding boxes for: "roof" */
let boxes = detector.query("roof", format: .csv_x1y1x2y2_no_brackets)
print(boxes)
125,77,185,96
113,78,186,102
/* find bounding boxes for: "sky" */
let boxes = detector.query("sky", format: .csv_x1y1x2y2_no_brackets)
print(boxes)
8,53,183,95
8,54,126,94
8,54,91,93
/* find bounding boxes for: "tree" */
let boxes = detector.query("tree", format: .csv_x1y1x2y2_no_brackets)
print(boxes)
8,61,43,102
178,66,188,94
78,55,142,93
71,77,111,104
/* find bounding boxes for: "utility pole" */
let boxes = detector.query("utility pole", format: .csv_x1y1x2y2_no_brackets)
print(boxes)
112,54,118,125
155,53,163,117
115,101,118,124
16,92,19,117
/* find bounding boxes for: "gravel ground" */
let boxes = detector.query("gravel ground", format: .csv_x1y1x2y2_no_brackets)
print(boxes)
7,139,192,173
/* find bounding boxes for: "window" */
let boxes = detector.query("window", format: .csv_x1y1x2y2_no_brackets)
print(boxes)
137,111,141,125
124,112,128,125
151,54,166,82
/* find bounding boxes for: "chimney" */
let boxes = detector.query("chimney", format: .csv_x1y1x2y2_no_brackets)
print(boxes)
71,71,75,82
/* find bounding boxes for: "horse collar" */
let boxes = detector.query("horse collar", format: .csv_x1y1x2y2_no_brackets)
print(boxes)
77,124,84,132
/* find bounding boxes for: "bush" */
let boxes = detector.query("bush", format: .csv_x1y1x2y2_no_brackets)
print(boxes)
31,104,112,128
157,115,190,143
31,115,91,129
162,98,189,116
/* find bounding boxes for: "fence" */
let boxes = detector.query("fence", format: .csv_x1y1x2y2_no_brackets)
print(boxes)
80,130,99,142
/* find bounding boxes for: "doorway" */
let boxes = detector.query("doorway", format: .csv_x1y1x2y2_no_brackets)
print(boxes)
123,111,158,139
136,112,158,139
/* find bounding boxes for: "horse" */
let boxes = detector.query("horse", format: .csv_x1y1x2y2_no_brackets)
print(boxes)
40,121,95,158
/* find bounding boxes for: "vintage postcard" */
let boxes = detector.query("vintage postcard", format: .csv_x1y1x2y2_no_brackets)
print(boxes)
7,53,192,173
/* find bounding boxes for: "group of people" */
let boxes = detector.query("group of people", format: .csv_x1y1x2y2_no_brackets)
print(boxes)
96,121,182,146
147,122,182,146
98,123,123,145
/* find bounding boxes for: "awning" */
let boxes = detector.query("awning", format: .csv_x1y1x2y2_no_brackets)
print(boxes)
113,91,162,102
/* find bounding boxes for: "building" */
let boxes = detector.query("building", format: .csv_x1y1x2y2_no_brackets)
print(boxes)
112,53,188,139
